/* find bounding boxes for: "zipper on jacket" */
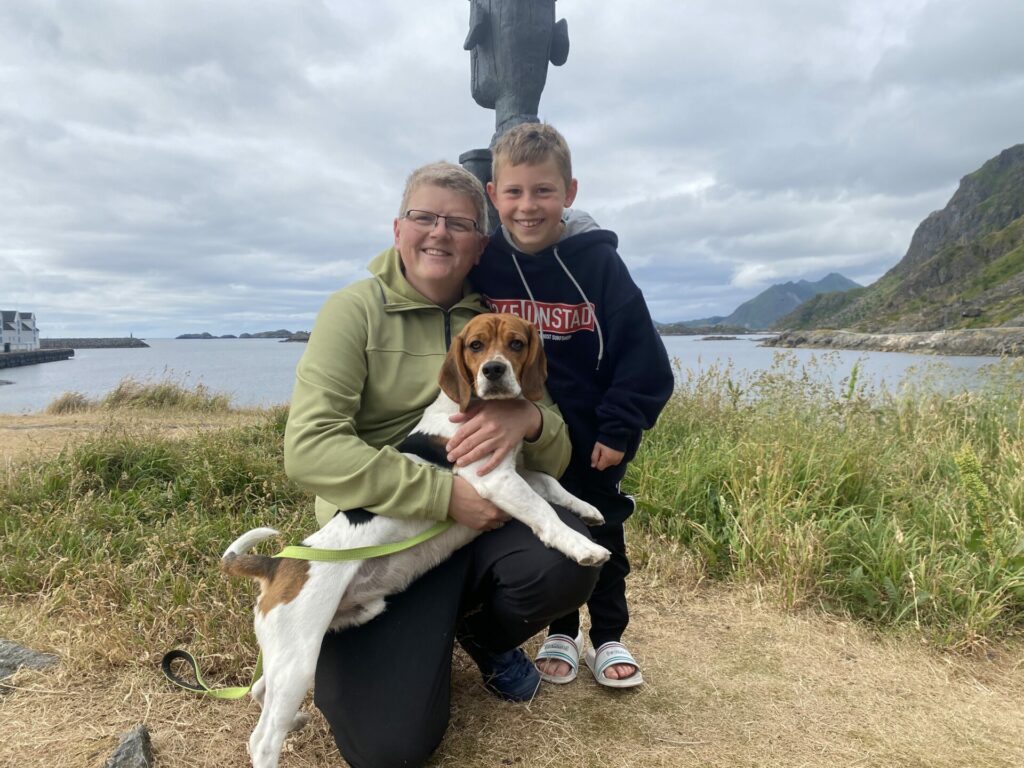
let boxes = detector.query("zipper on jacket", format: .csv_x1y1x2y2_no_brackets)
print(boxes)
444,310,452,348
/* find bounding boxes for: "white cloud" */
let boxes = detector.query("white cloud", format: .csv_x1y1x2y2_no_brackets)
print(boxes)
1,0,1023,334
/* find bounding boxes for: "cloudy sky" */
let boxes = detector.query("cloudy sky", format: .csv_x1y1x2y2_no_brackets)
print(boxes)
3,0,1023,337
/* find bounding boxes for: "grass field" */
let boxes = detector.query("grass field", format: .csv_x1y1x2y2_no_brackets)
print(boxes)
1,360,1022,766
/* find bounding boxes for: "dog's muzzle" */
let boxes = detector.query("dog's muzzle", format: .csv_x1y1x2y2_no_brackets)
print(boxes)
476,355,521,399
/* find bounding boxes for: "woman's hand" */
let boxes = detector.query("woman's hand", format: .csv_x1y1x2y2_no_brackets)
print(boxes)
447,476,510,530
446,400,543,475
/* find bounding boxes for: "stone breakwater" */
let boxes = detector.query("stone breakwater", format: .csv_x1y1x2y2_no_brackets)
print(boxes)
763,328,1024,357
41,337,149,349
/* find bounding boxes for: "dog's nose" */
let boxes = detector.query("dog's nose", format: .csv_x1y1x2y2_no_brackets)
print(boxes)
482,361,506,381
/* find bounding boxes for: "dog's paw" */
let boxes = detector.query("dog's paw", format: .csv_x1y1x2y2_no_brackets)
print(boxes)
576,502,605,526
567,539,611,567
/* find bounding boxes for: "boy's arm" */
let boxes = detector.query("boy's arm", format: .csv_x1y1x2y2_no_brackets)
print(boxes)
594,280,675,453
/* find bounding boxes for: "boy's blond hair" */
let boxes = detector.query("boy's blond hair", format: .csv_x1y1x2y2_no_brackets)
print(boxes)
491,123,573,188
399,162,489,232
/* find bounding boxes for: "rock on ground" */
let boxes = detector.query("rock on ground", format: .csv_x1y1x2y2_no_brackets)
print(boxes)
104,725,154,768
0,638,58,686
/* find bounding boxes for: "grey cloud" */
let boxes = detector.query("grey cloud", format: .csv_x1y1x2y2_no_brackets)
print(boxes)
2,1,1021,335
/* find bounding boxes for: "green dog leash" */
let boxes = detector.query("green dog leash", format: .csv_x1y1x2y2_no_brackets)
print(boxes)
161,520,454,698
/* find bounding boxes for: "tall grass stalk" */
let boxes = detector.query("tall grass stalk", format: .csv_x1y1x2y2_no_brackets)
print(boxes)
628,354,1024,648
43,376,233,414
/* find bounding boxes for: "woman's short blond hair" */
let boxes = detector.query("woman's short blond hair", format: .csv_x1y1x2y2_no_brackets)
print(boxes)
399,162,488,232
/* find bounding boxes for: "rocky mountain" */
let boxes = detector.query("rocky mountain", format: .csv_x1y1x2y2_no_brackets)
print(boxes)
681,273,860,330
775,144,1024,332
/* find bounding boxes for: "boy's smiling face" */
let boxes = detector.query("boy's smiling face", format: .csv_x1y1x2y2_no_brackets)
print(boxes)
487,158,578,254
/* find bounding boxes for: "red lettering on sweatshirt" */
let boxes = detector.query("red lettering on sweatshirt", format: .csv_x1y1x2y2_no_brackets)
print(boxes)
485,298,595,333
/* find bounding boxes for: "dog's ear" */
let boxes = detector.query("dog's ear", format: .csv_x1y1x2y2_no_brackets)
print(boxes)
439,333,474,411
520,322,547,402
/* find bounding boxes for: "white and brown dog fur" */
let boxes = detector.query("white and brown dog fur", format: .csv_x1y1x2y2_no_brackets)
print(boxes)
222,313,610,768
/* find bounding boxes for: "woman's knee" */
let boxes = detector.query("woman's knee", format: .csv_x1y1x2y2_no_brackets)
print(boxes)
499,554,601,626
315,686,445,768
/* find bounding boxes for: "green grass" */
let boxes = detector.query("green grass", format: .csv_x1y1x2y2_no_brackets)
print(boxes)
2,360,1022,663
0,404,301,677
627,354,1024,648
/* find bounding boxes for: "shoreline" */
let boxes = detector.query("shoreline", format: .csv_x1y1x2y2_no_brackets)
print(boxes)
763,327,1024,357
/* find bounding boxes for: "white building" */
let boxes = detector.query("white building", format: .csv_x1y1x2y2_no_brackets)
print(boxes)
1,310,40,352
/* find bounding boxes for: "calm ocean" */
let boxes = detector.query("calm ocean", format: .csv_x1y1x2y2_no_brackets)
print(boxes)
0,336,1004,415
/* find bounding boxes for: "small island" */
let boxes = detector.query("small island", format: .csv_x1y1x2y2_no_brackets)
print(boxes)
176,329,310,342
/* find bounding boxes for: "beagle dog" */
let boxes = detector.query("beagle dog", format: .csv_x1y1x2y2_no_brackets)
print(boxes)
222,313,610,768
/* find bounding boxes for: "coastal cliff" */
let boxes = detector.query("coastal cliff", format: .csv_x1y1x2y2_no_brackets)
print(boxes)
775,144,1024,333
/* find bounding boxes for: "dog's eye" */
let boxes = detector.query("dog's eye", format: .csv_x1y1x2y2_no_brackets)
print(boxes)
468,340,485,352
508,339,525,352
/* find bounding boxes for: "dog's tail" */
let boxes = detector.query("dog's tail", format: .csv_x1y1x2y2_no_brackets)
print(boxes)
221,527,279,581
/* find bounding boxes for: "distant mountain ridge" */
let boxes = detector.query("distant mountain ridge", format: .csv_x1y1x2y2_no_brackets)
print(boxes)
775,144,1024,332
679,273,861,330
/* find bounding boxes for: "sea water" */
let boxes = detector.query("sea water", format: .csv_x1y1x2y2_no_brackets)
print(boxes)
0,335,1006,415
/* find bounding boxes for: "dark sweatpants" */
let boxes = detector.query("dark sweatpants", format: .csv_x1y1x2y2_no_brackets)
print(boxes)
548,479,635,649
313,507,599,768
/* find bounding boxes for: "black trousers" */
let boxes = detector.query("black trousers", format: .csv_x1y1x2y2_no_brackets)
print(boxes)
313,507,599,768
548,479,635,649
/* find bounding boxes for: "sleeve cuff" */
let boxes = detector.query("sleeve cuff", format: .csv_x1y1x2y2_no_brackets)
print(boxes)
425,469,454,522
597,431,629,453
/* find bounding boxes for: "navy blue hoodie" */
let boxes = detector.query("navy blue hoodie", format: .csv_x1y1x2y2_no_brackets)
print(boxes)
470,213,674,510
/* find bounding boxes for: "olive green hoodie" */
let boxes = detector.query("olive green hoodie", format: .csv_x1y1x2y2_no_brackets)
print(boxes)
284,247,572,527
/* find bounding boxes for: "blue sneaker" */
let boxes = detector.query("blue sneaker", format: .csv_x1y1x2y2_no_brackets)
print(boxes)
474,647,541,702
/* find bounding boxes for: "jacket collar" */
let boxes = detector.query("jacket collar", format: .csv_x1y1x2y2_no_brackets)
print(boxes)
367,247,487,313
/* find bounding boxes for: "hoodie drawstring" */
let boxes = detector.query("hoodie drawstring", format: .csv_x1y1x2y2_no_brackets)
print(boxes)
554,247,604,371
509,248,604,371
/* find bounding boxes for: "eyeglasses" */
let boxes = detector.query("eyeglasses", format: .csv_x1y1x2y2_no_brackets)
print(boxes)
403,209,479,235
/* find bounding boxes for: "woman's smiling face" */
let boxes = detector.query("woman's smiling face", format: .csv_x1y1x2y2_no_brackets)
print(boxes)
393,184,486,308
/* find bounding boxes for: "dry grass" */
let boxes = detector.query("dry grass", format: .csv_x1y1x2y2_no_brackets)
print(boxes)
2,539,1022,768
0,409,268,471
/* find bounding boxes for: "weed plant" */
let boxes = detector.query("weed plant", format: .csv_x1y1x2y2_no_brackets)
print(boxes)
628,354,1024,648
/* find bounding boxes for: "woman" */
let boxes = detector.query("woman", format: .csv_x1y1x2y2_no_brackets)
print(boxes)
284,162,599,768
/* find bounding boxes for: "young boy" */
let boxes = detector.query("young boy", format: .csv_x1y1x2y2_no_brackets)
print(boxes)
469,123,674,688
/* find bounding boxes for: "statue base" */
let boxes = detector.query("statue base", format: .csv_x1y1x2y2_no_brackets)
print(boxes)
460,148,498,233
459,148,492,188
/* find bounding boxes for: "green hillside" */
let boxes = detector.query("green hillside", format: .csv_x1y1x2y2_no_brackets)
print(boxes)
775,144,1024,332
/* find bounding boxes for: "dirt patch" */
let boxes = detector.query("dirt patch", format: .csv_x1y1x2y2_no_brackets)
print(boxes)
2,565,1022,767
0,410,267,470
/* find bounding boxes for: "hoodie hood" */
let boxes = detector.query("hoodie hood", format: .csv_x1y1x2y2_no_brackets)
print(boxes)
561,208,601,239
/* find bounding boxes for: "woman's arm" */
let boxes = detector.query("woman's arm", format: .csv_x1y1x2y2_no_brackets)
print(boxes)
284,289,455,522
